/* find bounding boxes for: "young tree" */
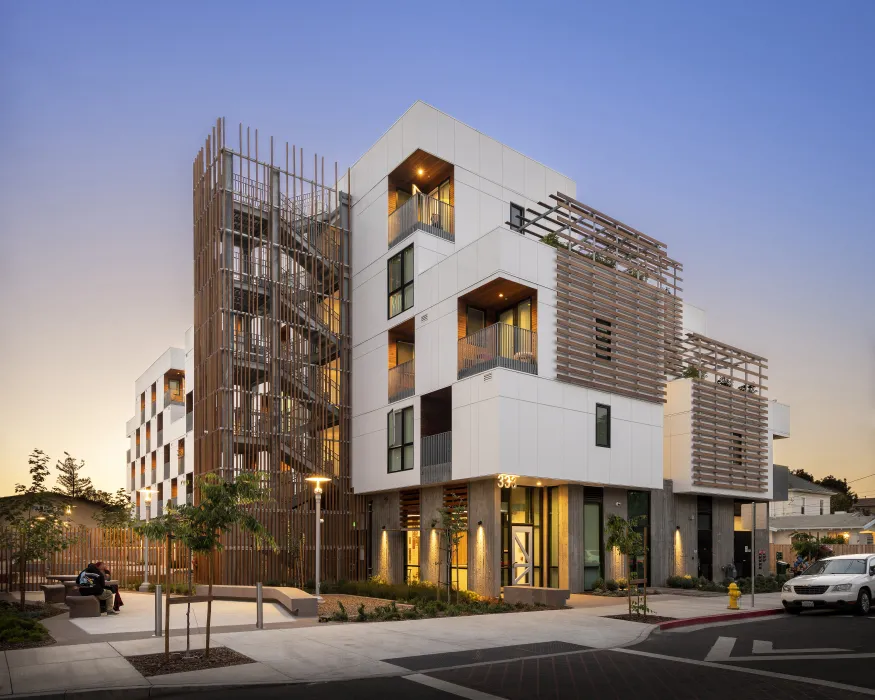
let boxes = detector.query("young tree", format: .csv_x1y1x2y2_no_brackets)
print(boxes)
604,513,645,617
436,500,467,603
141,472,276,659
0,450,72,610
53,452,93,499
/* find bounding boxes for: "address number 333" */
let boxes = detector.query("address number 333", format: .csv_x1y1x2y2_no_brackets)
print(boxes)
497,474,519,489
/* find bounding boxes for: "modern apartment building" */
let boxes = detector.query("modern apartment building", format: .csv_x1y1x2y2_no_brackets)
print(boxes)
347,102,791,596
125,329,194,520
124,102,791,592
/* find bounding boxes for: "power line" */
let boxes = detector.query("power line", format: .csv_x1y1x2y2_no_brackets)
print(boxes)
848,472,875,484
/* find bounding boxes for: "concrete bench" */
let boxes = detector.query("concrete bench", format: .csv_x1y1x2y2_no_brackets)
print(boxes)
41,583,66,604
503,586,569,608
66,595,101,618
63,580,79,596
194,584,318,618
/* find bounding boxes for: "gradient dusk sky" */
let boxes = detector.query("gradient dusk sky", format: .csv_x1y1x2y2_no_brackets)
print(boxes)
1,1,872,497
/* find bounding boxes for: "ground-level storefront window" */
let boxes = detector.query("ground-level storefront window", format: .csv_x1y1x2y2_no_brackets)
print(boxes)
406,529,420,583
628,490,651,584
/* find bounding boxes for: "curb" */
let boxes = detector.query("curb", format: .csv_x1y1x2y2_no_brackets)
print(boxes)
657,607,784,631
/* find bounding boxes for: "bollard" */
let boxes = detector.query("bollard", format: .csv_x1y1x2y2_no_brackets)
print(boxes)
154,585,163,637
727,582,740,610
256,582,264,630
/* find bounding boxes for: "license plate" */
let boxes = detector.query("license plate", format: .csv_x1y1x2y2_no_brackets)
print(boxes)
801,601,815,608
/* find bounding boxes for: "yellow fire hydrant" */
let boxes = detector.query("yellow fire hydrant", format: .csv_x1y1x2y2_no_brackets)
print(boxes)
727,582,741,610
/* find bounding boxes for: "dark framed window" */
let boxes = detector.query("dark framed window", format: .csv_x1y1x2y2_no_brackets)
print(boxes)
388,406,414,472
595,404,611,448
509,202,524,231
388,245,414,318
595,318,612,361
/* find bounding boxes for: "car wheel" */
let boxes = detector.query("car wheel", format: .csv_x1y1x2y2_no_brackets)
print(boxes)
785,607,802,615
854,589,871,616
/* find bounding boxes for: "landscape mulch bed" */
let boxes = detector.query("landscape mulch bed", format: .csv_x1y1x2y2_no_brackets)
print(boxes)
0,602,67,620
604,614,677,624
318,593,413,620
125,646,256,677
0,636,56,652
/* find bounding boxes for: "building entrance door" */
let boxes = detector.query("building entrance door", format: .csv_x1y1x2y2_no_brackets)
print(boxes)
511,525,534,585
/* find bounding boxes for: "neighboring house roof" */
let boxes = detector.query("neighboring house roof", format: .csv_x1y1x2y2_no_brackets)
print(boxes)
770,513,875,532
854,498,875,509
785,474,839,496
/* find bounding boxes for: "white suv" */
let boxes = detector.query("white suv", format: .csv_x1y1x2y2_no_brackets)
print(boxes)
782,553,875,615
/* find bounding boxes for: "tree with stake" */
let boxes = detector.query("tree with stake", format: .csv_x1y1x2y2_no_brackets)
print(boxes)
604,513,645,617
0,450,73,610
436,500,467,604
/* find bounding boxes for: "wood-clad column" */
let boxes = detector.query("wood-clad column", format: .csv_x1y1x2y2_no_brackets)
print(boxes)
370,492,403,584
467,479,500,598
712,497,735,581
419,485,443,586
559,485,585,592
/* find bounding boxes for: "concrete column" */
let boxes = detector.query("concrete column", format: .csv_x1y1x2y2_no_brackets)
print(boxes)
370,492,403,584
559,485,585,592
419,485,443,585
712,497,735,581
467,479,500,598
650,480,676,586
674,494,698,577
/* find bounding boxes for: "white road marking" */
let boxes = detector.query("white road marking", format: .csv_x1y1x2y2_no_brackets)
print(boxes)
704,636,736,662
751,640,849,654
405,673,507,700
615,648,875,696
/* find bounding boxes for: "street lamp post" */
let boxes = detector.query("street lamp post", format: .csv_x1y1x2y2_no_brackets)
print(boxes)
305,476,331,601
138,489,154,592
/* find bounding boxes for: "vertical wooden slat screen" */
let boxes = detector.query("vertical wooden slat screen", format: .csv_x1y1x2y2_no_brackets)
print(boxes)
192,119,360,587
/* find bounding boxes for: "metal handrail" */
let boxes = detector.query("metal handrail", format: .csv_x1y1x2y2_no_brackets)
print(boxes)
388,192,454,248
422,431,452,467
164,389,185,406
457,323,537,379
388,360,415,402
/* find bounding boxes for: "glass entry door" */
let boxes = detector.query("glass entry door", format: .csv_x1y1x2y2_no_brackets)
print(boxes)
511,525,534,585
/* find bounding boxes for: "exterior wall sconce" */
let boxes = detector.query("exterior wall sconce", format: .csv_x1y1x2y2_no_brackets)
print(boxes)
676,525,680,530
477,520,483,526
381,525,386,530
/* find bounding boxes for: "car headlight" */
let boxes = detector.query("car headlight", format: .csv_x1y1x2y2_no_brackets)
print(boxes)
782,584,792,592
832,584,853,592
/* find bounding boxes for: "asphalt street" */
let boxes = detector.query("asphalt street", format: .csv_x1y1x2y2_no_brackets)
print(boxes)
160,611,875,699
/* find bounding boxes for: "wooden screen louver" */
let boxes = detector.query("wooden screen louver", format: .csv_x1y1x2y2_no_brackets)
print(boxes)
682,333,769,493
515,193,683,404
399,489,421,530
442,484,468,526
192,118,361,586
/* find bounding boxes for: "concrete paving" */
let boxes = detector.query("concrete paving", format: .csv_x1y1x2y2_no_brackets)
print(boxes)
0,595,786,695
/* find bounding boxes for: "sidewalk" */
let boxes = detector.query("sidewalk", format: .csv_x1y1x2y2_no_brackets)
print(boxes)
0,593,785,696
567,591,783,618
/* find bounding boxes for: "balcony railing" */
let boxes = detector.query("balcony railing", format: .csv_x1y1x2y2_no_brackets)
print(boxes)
421,431,452,485
163,461,170,480
145,438,151,452
458,323,537,379
388,360,415,403
186,493,193,505
186,412,193,433
140,472,145,488
150,468,156,483
388,193,454,249
157,430,163,447
164,389,185,406
232,332,269,362
178,455,185,475
157,500,163,516
151,400,156,416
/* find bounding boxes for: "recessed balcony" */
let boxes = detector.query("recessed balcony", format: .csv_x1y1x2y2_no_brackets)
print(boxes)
388,360,415,403
421,431,452,485
388,193,454,249
458,323,537,379
388,149,454,249
388,318,415,403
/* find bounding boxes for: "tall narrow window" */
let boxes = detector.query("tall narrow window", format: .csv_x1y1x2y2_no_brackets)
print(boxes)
801,497,806,515
595,404,611,448
388,245,414,318
388,406,414,472
509,202,524,231
820,499,824,515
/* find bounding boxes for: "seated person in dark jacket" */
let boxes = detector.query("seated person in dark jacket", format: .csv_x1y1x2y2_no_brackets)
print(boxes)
96,560,123,612
77,562,118,615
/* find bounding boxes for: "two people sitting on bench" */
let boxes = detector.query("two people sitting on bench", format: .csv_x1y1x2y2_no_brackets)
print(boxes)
77,561,119,615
